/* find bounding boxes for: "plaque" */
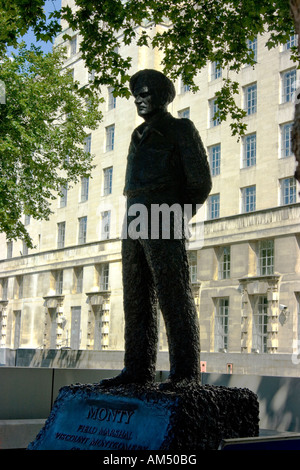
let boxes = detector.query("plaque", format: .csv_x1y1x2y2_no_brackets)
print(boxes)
27,384,175,450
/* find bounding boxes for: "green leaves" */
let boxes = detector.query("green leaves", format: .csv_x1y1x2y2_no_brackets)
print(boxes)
0,43,102,247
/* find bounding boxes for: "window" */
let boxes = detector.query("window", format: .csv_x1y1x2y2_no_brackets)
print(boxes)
247,37,257,63
244,83,257,115
215,298,229,352
252,296,268,353
103,167,113,195
69,36,77,56
243,133,256,168
208,194,220,219
188,251,197,284
211,61,222,80
70,306,81,349
55,270,63,295
74,267,83,294
78,216,87,244
16,276,23,299
258,240,274,276
7,241,13,259
99,264,109,291
180,79,190,94
209,99,220,127
84,134,92,154
281,69,296,103
101,211,111,240
88,70,95,83
1,278,8,300
106,125,115,152
59,183,68,208
57,222,66,249
209,144,221,176
80,177,89,202
178,108,190,119
108,87,116,110
280,123,293,158
283,34,298,50
22,241,28,256
241,186,256,213
219,246,230,279
280,177,297,205
24,214,30,225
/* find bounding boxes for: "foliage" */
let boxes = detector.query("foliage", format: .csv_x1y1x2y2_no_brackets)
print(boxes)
59,0,296,136
0,43,102,247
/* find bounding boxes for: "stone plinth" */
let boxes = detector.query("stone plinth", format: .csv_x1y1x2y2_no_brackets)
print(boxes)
27,382,259,451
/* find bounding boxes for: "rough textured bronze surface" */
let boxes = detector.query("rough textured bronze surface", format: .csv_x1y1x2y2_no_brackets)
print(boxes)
28,382,259,451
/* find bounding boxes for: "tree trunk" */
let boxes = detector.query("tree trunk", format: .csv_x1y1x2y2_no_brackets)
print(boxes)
290,0,300,184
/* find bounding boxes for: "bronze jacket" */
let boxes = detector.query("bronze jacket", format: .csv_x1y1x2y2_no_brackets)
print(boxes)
124,111,212,215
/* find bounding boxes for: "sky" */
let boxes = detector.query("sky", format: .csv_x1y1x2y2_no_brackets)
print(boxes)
15,0,62,54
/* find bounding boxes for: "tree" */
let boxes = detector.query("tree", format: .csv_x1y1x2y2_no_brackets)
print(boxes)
0,2,296,136
0,1,299,248
0,43,102,248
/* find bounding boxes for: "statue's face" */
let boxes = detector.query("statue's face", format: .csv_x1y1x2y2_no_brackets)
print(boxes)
133,85,157,119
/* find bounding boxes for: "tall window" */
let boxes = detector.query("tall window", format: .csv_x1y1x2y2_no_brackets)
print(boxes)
55,270,63,295
74,267,83,294
283,34,298,50
281,69,296,103
108,87,116,110
215,298,229,352
188,251,197,284
22,241,28,256
244,83,257,115
178,108,190,119
57,222,66,249
99,264,109,291
69,36,77,56
84,134,92,154
70,306,81,350
247,37,257,63
219,246,230,279
78,216,87,244
209,144,221,176
281,122,293,158
209,99,220,127
59,183,68,208
106,125,115,152
252,296,268,353
280,177,297,205
7,241,13,259
180,79,190,94
243,133,256,167
1,278,8,300
24,214,31,225
241,186,256,213
103,167,113,195
101,211,111,240
80,177,89,202
16,275,23,299
258,240,274,275
211,61,222,80
208,194,220,219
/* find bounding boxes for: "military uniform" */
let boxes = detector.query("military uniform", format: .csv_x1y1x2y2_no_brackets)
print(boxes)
121,110,212,384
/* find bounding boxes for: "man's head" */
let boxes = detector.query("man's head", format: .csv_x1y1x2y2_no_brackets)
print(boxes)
129,69,175,121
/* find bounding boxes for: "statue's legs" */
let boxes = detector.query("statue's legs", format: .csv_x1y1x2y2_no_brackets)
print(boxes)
141,237,201,385
100,235,200,387
122,236,158,383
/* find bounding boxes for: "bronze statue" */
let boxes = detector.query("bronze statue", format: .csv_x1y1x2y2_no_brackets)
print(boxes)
101,69,212,390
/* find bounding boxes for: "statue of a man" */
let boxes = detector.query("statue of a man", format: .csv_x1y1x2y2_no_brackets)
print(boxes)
101,69,212,390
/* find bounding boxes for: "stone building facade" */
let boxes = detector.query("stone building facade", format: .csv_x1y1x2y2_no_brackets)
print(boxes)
0,12,299,376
